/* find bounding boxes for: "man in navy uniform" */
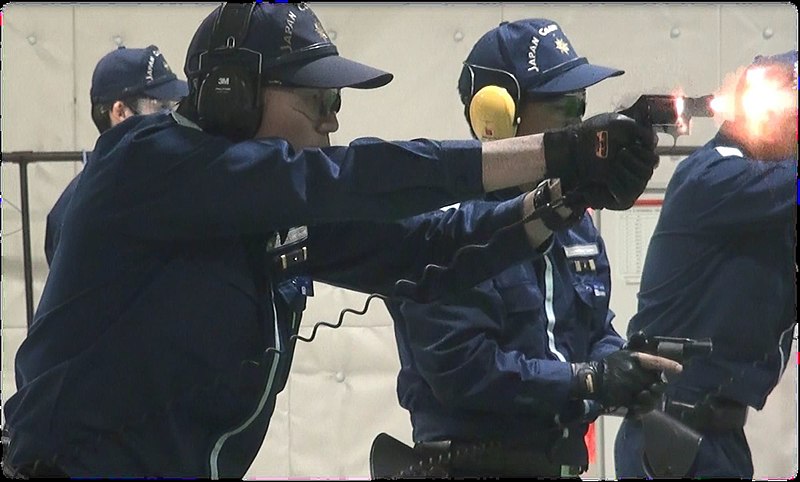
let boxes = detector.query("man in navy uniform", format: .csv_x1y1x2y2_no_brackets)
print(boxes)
614,50,798,479
384,19,677,478
2,4,662,478
45,45,189,267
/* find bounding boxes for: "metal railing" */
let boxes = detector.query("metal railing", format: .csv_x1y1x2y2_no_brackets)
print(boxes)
1,145,700,328
3,151,86,327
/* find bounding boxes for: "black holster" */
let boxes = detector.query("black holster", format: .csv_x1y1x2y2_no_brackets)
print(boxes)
640,396,748,478
640,410,703,478
369,432,431,479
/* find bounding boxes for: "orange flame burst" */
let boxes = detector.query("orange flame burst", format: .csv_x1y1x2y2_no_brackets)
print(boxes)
671,88,690,135
705,64,797,141
664,61,796,144
675,96,689,134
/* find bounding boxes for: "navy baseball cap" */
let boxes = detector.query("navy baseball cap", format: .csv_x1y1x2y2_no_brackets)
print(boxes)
459,19,623,103
90,45,189,104
185,3,393,90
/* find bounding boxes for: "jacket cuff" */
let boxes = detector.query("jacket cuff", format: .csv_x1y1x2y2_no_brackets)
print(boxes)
440,140,485,198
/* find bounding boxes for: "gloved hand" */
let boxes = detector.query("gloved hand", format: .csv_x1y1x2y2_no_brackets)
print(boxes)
575,144,660,210
543,113,659,211
569,350,676,414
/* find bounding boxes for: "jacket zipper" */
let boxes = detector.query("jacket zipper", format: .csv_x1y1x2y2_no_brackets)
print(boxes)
209,283,286,479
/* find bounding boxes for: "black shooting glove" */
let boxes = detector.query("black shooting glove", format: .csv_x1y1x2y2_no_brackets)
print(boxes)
577,144,660,210
569,349,666,414
543,113,659,211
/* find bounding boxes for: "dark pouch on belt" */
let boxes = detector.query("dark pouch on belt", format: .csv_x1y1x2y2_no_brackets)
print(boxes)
640,410,702,478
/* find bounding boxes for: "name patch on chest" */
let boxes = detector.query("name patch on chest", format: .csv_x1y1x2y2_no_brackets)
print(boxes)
563,243,599,259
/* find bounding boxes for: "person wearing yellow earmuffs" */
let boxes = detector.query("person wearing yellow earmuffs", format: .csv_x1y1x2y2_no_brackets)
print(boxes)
385,18,665,478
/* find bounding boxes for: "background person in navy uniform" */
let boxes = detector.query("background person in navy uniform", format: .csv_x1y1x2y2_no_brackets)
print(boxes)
1,3,660,479
614,50,798,479
385,19,679,478
44,45,189,267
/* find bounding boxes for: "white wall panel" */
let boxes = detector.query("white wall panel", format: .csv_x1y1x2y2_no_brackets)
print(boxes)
247,379,292,478
1,162,26,414
1,162,26,331
1,4,76,151
312,4,502,143
721,3,798,75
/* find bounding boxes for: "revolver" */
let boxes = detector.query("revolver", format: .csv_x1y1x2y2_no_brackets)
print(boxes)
619,94,715,145
625,331,713,364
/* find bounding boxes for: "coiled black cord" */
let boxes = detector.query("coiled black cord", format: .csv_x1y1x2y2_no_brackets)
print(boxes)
264,192,579,357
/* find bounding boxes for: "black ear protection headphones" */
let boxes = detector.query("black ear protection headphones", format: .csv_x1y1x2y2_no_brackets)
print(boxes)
462,63,522,141
194,3,263,141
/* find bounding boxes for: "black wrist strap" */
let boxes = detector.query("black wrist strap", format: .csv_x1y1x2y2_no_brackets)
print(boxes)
532,180,583,231
570,362,602,400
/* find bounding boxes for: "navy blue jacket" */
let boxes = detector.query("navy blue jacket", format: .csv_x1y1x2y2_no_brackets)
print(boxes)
627,128,796,409
45,174,81,267
388,197,623,464
4,111,541,478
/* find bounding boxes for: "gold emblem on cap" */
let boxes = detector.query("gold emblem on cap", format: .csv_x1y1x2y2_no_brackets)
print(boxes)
555,37,570,55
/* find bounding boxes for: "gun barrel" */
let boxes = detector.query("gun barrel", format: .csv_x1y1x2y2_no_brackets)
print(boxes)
686,95,715,118
684,339,713,358
653,339,713,362
655,341,686,362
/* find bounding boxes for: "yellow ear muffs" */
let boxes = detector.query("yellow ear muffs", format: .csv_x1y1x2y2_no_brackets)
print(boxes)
469,85,519,141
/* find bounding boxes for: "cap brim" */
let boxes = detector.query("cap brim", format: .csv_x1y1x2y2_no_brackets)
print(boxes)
526,64,624,95
143,78,189,101
277,55,393,89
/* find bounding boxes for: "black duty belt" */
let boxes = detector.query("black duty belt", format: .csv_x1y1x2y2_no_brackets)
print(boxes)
413,440,584,478
664,396,748,433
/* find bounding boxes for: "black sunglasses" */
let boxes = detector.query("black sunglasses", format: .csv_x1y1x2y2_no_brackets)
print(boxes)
531,91,587,119
267,82,342,120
